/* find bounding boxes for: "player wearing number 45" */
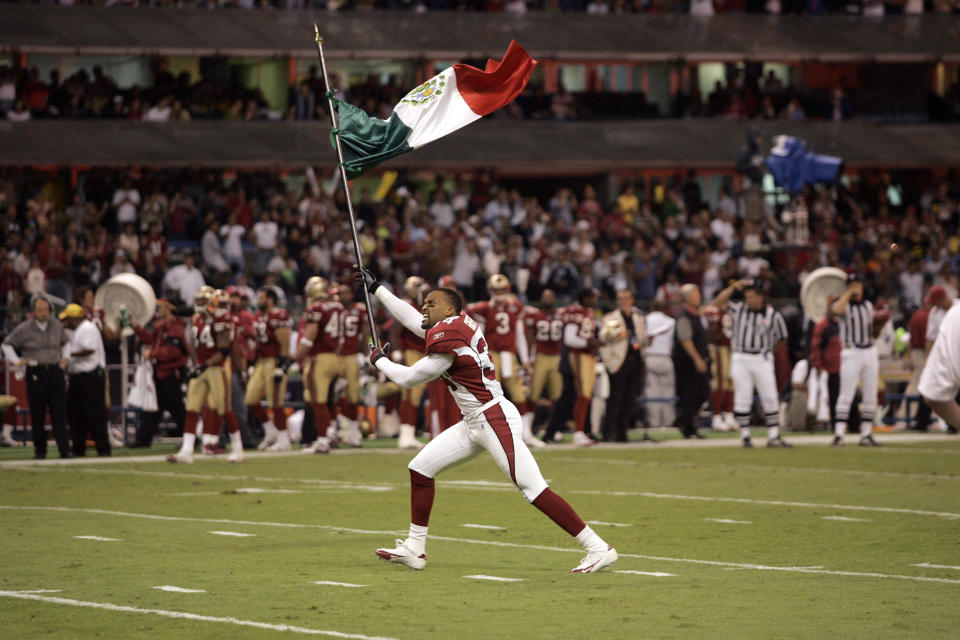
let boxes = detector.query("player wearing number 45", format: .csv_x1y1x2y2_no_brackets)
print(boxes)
358,266,618,573
710,279,791,448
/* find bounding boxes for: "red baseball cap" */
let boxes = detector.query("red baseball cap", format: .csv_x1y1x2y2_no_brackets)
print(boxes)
926,285,947,305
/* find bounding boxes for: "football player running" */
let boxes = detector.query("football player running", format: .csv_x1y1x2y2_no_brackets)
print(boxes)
359,266,617,574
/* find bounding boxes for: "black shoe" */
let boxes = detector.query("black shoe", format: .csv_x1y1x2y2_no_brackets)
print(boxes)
742,438,753,448
692,431,706,439
948,426,958,435
830,436,844,447
60,451,74,459
859,435,880,447
767,436,792,448
33,454,46,460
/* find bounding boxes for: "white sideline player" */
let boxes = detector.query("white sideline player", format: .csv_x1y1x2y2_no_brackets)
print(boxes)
919,301,960,432
358,266,618,573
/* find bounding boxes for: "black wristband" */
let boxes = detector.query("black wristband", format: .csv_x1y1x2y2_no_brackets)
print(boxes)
367,279,381,294
277,356,291,371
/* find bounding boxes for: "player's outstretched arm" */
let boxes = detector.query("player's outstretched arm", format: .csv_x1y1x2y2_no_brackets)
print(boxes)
357,265,427,339
372,347,453,388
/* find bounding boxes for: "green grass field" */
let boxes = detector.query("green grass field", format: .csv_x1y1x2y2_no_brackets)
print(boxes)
2,432,959,639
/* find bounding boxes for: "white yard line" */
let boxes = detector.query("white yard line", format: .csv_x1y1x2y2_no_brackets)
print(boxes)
822,516,871,522
914,563,960,571
705,518,752,524
209,531,256,537
3,505,957,586
73,535,120,541
10,467,959,520
462,575,525,582
459,524,506,530
614,570,674,577
586,520,633,527
313,581,368,588
154,586,206,593
0,590,397,639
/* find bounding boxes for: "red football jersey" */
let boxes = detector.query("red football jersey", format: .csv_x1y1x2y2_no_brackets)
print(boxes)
465,298,524,353
340,302,366,356
425,312,503,416
191,309,234,365
303,300,344,355
397,299,425,353
563,303,596,355
253,307,291,359
523,306,564,356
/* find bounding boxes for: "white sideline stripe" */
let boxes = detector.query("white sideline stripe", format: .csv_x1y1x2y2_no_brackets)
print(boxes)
0,590,397,639
234,488,303,494
154,586,206,593
914,563,960,571
209,531,257,537
314,581,367,588
572,490,960,520
550,455,960,482
3,505,958,586
705,518,752,524
615,570,674,577
14,467,960,521
462,575,525,582
586,520,633,527
459,523,505,530
74,535,120,541
822,516,871,522
14,590,62,594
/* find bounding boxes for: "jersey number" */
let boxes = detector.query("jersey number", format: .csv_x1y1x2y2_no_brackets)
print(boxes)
324,311,340,338
343,314,360,338
494,312,511,335
194,324,215,348
537,319,563,342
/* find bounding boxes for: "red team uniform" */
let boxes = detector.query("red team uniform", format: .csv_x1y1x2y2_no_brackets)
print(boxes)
246,307,292,441
302,298,345,441
370,284,617,574
562,302,598,437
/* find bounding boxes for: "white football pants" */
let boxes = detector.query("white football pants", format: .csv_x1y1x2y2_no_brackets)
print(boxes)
836,346,878,436
408,397,548,503
731,352,780,431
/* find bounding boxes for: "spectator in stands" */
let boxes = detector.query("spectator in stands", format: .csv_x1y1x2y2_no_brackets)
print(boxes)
112,178,141,233
252,210,279,276
6,99,30,122
201,217,231,279
162,250,205,306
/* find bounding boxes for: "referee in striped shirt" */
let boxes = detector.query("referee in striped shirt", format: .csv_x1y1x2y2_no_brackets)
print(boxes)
830,274,880,446
712,279,791,447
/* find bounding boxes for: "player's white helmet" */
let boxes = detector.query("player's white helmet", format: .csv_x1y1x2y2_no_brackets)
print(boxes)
304,276,329,303
208,289,228,314
194,285,215,315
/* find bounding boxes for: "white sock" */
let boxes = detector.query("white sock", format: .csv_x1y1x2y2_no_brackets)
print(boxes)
575,525,607,553
229,430,243,452
767,426,779,440
740,427,751,441
522,412,535,436
201,433,218,446
179,432,196,456
835,421,847,437
347,418,359,441
407,523,428,556
860,421,872,437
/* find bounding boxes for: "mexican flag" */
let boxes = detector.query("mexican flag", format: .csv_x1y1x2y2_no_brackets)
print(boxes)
330,41,537,178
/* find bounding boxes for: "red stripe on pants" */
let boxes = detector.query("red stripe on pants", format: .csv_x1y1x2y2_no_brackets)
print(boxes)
484,403,516,485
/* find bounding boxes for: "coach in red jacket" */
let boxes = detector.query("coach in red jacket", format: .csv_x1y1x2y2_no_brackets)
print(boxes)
132,299,188,447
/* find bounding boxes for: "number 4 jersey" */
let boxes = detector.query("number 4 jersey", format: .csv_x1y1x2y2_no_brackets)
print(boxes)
425,312,504,416
191,309,235,366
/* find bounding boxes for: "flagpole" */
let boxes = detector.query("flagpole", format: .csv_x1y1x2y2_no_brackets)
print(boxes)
313,24,380,349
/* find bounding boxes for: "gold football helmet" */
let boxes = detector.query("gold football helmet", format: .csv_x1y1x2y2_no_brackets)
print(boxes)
194,285,215,314
487,273,511,297
304,276,329,302
404,276,429,303
208,289,228,314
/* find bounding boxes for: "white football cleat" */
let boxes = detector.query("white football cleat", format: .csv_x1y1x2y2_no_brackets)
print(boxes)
301,437,330,454
166,452,193,464
266,430,291,452
257,421,278,451
523,434,546,449
572,431,596,447
375,539,426,570
570,546,618,573
397,424,423,450
227,450,244,463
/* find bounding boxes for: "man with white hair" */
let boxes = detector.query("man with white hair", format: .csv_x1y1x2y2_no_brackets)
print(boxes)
672,284,710,439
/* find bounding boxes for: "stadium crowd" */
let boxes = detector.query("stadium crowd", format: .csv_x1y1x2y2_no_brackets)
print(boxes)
3,0,954,15
0,163,958,454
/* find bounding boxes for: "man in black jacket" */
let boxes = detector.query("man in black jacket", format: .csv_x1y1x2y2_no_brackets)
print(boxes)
672,284,710,439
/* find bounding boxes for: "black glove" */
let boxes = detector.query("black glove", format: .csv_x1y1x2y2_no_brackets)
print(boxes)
354,264,381,294
274,356,291,382
369,341,390,366
187,364,207,380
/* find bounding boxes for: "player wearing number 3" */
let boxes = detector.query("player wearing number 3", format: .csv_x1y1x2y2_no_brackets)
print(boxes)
359,266,618,573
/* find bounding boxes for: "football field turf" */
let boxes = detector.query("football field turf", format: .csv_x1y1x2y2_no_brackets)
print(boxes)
1,433,959,639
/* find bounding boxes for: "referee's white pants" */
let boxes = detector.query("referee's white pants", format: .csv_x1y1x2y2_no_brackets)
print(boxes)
835,346,878,436
408,397,549,503
731,353,780,432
